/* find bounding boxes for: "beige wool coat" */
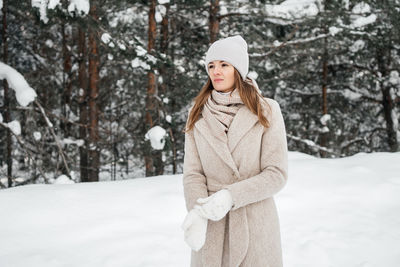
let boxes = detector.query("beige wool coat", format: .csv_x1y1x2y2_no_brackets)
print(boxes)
182,97,288,267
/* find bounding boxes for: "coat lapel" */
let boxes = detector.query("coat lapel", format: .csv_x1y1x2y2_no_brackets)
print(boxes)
227,105,259,153
194,117,241,179
194,105,259,179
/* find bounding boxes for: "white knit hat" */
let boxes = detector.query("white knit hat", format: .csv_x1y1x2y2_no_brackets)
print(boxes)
204,35,249,81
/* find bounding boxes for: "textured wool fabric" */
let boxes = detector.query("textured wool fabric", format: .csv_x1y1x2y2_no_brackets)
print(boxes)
203,88,244,135
205,35,249,81
183,96,288,267
216,90,232,95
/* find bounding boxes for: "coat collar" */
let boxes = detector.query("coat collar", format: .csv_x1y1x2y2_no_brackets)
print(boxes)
194,105,259,178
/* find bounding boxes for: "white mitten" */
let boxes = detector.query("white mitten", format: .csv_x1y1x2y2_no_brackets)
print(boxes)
195,189,233,221
181,208,208,251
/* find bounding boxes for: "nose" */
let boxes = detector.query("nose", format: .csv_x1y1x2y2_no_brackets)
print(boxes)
212,65,222,76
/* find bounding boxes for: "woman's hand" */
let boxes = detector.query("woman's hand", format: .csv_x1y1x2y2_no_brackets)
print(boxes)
181,208,208,251
194,189,233,221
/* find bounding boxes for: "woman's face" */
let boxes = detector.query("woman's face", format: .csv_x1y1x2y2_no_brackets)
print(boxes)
207,60,235,93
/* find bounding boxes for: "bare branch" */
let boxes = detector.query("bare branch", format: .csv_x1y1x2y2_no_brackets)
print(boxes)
34,100,71,176
0,122,50,185
287,133,336,155
217,12,249,20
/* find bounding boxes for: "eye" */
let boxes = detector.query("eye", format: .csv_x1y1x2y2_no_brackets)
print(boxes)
222,63,228,67
208,65,214,69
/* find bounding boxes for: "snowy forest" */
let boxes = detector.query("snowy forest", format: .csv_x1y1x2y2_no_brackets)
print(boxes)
0,0,399,187
1,1,400,266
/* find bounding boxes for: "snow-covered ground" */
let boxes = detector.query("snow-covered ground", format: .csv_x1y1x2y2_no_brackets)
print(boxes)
0,151,399,267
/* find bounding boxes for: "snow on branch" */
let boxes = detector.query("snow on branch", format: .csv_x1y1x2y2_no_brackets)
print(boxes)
285,88,322,96
287,133,336,155
286,85,381,103
217,12,249,20
284,88,342,96
0,118,21,136
251,25,299,58
350,14,377,28
340,137,366,150
342,84,381,103
264,0,320,25
68,0,90,16
31,0,90,23
145,126,167,150
251,27,342,58
0,62,37,107
0,118,50,184
0,62,72,178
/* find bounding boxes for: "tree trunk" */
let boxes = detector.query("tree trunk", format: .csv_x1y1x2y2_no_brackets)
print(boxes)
377,43,398,151
61,21,73,140
159,3,169,96
145,0,163,177
87,2,100,181
160,2,177,174
2,0,12,187
160,3,169,67
209,0,220,43
381,86,397,151
320,27,329,157
78,27,89,182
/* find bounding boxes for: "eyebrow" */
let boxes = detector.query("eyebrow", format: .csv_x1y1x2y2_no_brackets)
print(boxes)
208,60,226,65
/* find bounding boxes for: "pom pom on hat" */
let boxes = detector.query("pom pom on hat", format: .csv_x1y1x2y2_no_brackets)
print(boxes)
204,35,249,81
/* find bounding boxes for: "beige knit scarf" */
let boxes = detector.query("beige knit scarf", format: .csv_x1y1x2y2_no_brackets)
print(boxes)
202,88,244,139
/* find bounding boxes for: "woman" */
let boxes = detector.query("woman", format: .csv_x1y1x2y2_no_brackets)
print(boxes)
181,35,288,267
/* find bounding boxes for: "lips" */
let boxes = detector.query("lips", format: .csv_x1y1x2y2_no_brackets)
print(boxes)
214,79,224,82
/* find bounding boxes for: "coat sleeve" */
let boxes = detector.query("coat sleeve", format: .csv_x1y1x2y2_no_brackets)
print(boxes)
182,112,209,212
223,99,288,211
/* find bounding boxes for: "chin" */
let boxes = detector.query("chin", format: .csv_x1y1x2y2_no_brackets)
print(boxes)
214,86,230,92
